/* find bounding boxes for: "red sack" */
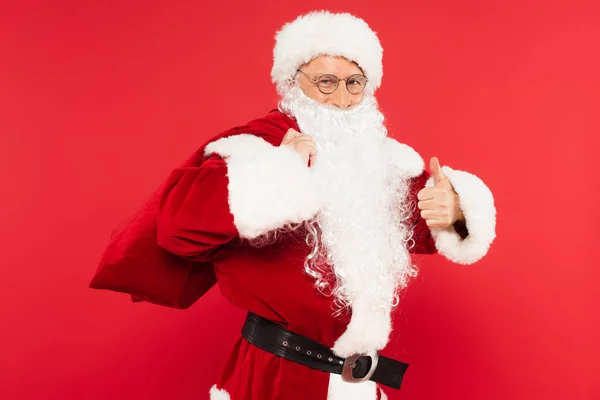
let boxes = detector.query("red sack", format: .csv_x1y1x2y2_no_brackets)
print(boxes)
89,147,216,309
89,111,298,309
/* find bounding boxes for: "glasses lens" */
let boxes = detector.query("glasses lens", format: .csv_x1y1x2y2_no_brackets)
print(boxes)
346,75,367,94
317,75,338,94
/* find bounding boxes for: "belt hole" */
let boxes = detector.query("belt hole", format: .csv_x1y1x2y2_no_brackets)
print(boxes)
307,350,312,355
296,346,301,351
282,341,288,347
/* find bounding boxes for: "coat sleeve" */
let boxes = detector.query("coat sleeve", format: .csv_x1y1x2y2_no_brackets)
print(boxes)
156,155,238,262
203,134,322,239
157,134,324,260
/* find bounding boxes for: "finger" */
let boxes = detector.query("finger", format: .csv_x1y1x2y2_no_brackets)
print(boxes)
417,199,438,210
430,157,446,185
293,136,315,143
418,187,450,200
420,210,435,220
425,218,448,228
296,142,317,153
417,187,436,201
309,149,317,165
298,143,317,160
298,148,310,165
420,209,447,220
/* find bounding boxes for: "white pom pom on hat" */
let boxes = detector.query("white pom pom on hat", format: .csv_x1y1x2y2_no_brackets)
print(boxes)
271,11,383,93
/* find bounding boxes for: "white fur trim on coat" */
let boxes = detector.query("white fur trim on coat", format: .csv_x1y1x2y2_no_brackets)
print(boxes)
379,387,388,400
209,385,231,400
426,166,496,264
384,137,425,179
332,297,391,358
205,134,321,239
272,11,383,93
327,374,378,400
329,138,423,358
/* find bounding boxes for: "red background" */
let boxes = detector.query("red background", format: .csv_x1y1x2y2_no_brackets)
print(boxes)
1,0,599,399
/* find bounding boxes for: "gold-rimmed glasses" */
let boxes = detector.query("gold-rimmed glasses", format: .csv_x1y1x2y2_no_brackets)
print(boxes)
296,69,368,94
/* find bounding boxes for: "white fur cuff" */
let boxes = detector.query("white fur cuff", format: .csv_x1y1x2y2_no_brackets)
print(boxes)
205,134,321,239
426,166,497,264
209,385,231,400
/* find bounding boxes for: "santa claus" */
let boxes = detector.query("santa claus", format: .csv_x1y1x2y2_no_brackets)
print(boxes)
91,10,496,400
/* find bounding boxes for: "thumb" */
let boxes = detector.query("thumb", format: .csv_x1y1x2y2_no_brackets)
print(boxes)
430,157,446,185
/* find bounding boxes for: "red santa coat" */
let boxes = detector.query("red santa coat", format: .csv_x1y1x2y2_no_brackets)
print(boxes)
92,110,497,400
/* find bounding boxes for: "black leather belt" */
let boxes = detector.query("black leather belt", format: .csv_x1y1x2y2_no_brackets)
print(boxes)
241,312,409,390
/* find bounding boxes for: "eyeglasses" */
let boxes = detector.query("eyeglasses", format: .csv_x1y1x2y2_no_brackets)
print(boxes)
296,69,368,95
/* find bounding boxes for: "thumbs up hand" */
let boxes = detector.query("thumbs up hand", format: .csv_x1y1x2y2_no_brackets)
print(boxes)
417,157,465,228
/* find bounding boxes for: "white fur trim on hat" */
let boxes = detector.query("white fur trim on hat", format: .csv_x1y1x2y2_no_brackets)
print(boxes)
272,11,383,93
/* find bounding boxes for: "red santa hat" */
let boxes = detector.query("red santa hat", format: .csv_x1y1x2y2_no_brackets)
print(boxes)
271,11,384,93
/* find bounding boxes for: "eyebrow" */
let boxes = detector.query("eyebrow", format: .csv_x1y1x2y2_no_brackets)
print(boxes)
309,72,364,78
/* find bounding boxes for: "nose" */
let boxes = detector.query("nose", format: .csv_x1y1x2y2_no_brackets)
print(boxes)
329,84,352,109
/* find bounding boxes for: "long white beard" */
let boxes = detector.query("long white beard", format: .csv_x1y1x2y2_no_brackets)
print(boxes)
280,86,417,355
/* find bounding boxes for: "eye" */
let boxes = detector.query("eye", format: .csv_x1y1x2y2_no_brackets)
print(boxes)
349,76,366,86
318,78,336,86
